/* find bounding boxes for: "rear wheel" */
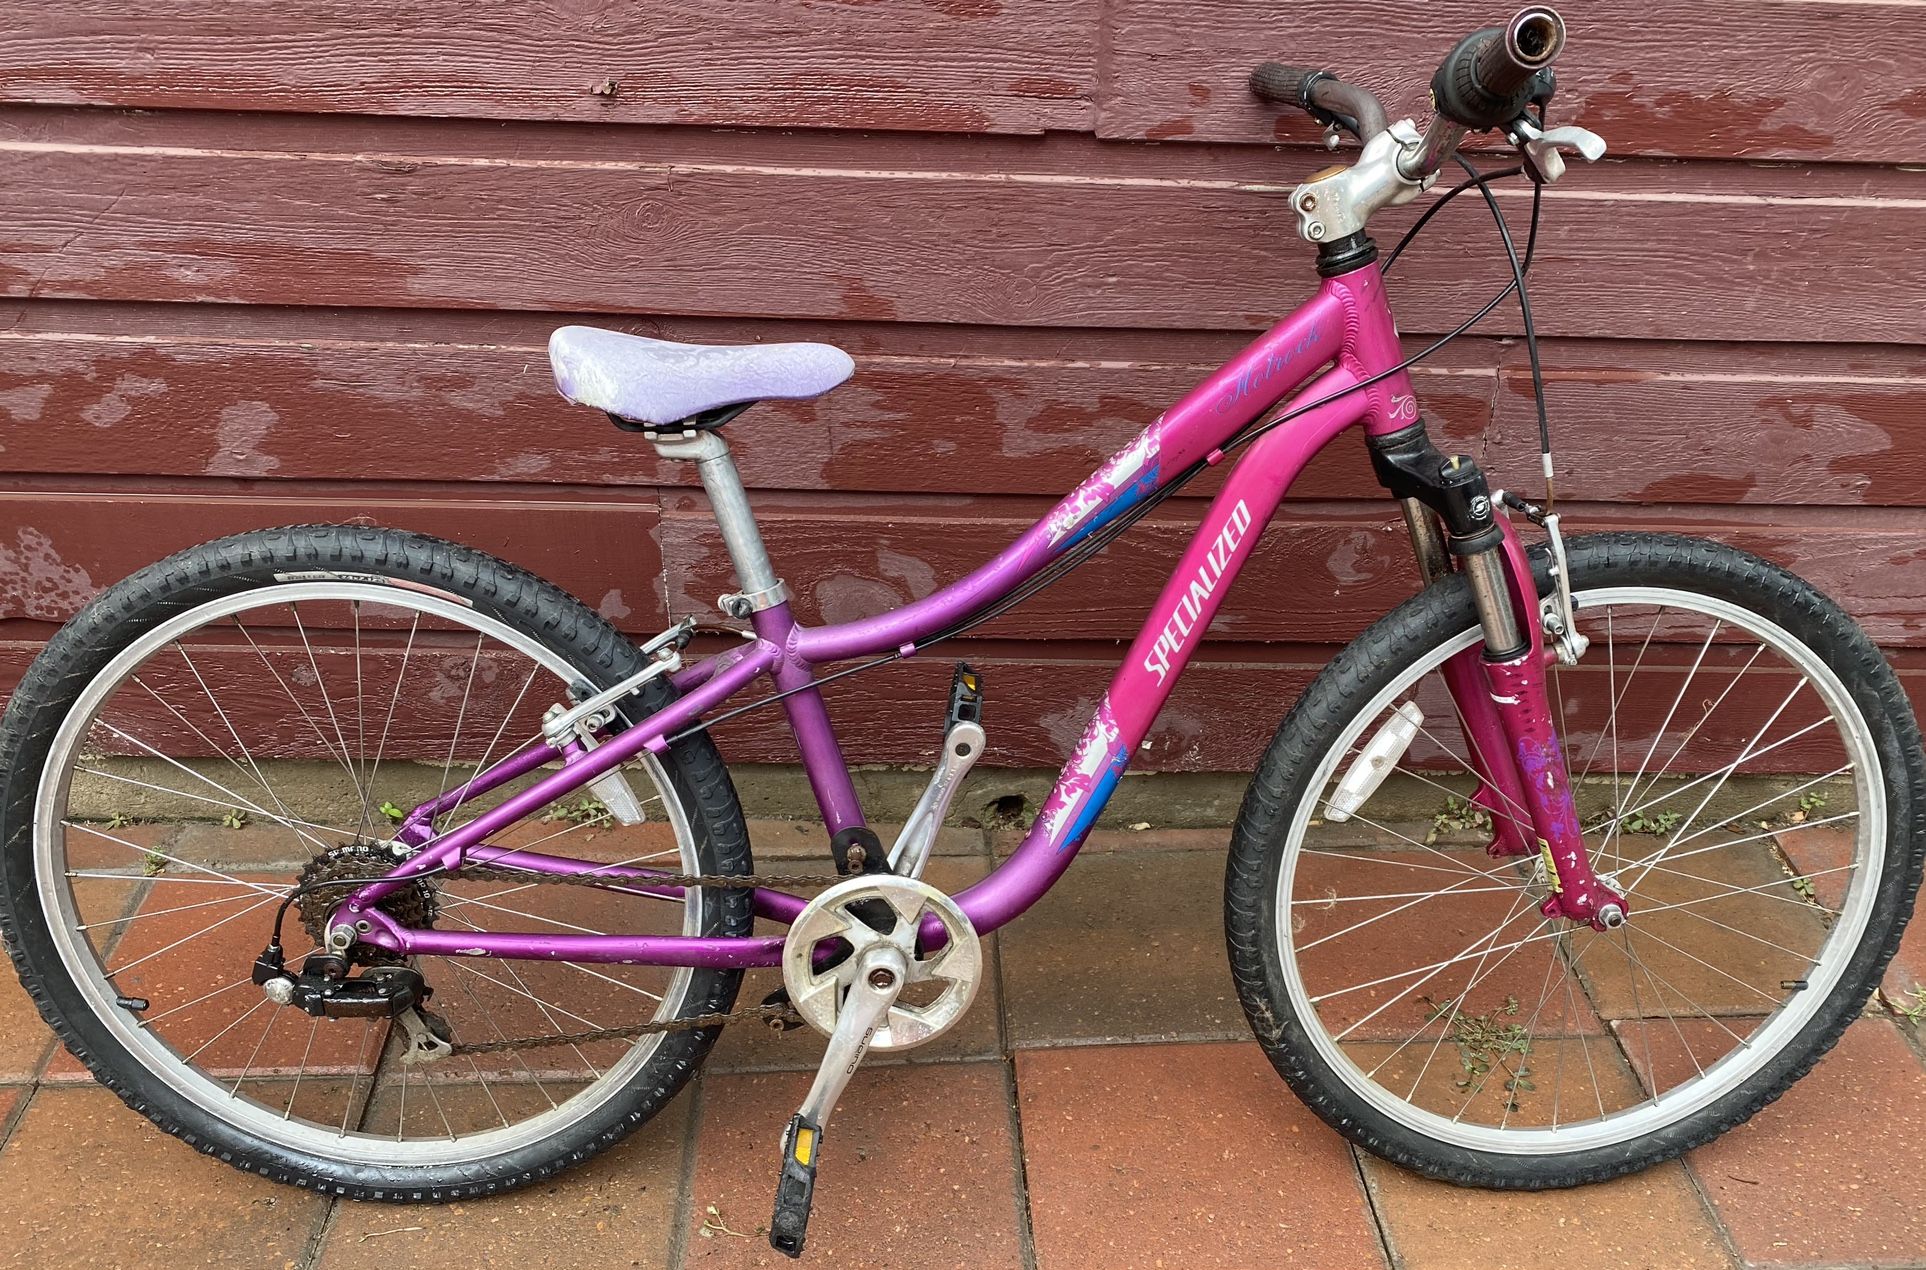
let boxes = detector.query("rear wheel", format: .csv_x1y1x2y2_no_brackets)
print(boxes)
1226,532,1925,1186
0,525,754,1198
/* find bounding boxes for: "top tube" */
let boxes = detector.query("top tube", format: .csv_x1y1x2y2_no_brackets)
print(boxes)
793,285,1350,664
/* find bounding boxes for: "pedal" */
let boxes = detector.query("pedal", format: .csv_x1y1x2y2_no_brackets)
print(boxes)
766,931,909,1258
887,663,986,877
946,661,984,730
769,1113,822,1258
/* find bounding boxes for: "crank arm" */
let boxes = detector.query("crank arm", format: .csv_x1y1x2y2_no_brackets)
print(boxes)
888,721,985,877
889,664,986,878
770,944,908,1258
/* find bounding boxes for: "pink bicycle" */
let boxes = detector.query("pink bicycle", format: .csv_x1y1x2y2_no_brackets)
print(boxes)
3,8,1920,1257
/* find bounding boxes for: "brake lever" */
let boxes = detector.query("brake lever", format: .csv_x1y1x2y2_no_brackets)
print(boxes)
1505,115,1606,184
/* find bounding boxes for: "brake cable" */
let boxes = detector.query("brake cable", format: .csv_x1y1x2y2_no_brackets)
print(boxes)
1447,147,1556,510
1212,161,1547,464
668,140,1558,741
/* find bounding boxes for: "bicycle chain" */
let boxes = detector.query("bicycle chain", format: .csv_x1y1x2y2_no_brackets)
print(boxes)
308,862,850,1055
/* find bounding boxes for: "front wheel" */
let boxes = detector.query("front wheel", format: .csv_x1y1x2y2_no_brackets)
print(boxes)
1226,531,1925,1187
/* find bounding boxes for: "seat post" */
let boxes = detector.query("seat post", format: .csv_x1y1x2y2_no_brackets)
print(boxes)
651,432,788,616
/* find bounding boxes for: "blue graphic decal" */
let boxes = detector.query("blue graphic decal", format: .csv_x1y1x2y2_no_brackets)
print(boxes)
1061,463,1161,551
1061,745,1130,850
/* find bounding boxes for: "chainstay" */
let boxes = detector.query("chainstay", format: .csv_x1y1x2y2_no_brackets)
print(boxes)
371,863,835,1052
436,864,849,890
446,1002,805,1054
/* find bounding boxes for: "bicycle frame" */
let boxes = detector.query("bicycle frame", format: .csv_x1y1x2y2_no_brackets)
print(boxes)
341,257,1580,969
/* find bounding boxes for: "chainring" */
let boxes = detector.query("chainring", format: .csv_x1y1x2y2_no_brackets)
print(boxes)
295,841,439,965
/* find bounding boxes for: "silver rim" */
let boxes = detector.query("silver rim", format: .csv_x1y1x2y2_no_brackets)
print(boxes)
35,581,704,1167
1273,585,1884,1154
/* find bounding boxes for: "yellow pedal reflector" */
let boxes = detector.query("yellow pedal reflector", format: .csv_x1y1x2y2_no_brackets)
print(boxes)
792,1126,816,1167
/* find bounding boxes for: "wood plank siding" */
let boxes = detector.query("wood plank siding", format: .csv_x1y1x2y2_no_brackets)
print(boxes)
2,2,1923,773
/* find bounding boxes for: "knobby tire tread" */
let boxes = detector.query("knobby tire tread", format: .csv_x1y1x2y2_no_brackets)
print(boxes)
1224,532,1926,1188
0,525,756,1200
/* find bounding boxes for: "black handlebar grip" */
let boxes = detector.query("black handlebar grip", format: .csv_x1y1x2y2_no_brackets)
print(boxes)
1249,63,1390,141
1431,7,1566,131
1249,62,1327,107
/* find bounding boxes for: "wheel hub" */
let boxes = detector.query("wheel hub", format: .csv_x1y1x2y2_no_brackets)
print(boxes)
295,841,437,964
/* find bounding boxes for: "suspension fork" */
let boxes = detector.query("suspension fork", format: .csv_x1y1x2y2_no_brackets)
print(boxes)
1403,501,1535,859
1380,425,1626,929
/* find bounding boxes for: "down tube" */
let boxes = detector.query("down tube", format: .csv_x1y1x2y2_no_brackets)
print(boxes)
953,367,1371,934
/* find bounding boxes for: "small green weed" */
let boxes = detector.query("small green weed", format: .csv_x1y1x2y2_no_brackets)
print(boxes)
1894,984,1926,1024
220,808,249,830
1419,993,1535,1110
1752,788,1831,832
104,811,139,831
1617,809,1681,836
1426,795,1491,843
542,797,612,828
378,800,407,824
140,849,167,877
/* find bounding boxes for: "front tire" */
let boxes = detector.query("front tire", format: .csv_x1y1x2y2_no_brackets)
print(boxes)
1226,532,1925,1187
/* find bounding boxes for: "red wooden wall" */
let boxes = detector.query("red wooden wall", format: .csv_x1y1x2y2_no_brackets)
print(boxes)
2,2,1923,773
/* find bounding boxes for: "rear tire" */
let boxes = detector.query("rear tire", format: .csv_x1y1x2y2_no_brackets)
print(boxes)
0,525,755,1199
1226,532,1925,1187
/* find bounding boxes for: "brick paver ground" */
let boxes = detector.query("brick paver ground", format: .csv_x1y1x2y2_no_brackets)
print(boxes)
2,821,1922,1269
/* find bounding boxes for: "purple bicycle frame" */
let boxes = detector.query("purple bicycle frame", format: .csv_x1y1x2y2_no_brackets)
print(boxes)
344,259,1594,970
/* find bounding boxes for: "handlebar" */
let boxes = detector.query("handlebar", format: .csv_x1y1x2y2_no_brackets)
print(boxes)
1432,7,1564,131
1250,6,1566,162
1248,63,1389,143
1247,7,1588,246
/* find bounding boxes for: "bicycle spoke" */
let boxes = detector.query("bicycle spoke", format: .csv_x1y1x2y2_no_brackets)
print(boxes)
36,575,706,1164
76,888,265,932
84,723,341,849
447,958,607,1034
429,634,486,834
1275,574,1882,1153
362,610,420,832
289,602,363,815
107,893,282,977
1615,619,1722,817
133,666,313,849
439,664,543,837
62,821,295,899
232,616,362,793
446,914,603,1079
352,600,369,838
1296,855,1533,954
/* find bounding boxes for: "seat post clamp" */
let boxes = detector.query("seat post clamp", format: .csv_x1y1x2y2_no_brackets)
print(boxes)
719,580,791,618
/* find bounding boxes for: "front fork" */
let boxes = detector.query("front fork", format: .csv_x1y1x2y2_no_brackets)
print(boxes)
1384,430,1627,930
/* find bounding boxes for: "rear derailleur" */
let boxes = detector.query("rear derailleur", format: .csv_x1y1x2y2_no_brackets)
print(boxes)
250,950,456,1066
249,839,454,1065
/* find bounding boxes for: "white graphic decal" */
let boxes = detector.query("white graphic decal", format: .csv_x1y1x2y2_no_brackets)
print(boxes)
1045,427,1159,547
1037,702,1121,844
1142,500,1252,684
